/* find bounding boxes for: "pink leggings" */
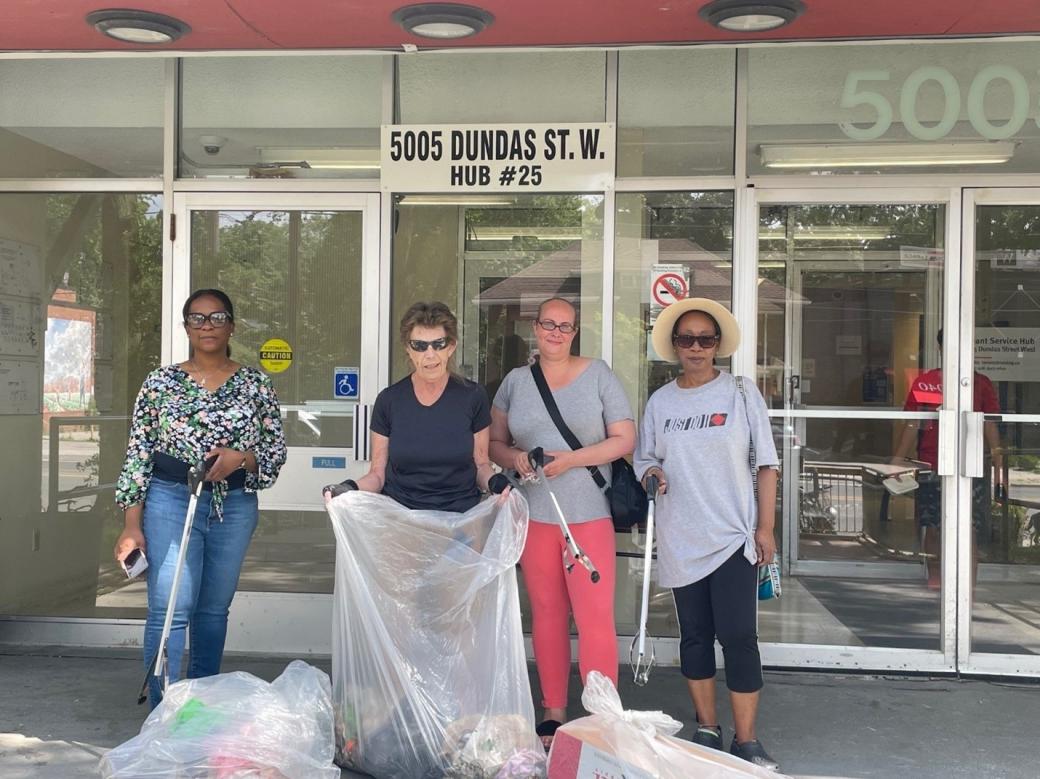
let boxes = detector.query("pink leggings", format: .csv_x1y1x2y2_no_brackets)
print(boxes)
520,517,618,710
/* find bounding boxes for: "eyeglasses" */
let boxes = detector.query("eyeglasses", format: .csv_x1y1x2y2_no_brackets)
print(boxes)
672,333,719,350
184,311,232,329
408,337,451,352
536,319,577,334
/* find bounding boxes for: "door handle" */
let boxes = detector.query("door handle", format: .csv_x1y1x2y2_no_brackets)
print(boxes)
961,410,984,479
788,375,800,406
936,408,957,477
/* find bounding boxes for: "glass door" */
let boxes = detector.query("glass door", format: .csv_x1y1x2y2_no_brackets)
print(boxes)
170,193,380,654
961,189,1040,676
753,188,960,671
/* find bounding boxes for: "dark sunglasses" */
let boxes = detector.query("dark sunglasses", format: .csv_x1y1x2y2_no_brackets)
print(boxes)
184,311,232,329
408,337,451,352
673,333,719,349
536,319,577,334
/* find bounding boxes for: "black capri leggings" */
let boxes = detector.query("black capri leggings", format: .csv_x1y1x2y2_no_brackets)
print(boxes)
672,547,763,693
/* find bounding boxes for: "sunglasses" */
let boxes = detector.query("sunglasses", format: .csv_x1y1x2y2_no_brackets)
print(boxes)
184,311,232,329
536,319,577,334
673,333,720,349
408,337,451,352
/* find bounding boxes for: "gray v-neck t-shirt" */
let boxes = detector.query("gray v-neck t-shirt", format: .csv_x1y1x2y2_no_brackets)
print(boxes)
493,359,634,524
634,371,779,588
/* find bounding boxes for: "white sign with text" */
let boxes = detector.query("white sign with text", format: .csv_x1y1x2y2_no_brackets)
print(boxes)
380,124,615,193
975,327,1040,382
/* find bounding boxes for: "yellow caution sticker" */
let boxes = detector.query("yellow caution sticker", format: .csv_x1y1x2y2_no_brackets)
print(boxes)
259,338,293,374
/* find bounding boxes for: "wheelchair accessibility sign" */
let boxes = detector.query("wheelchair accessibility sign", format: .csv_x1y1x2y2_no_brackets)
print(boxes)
333,367,359,400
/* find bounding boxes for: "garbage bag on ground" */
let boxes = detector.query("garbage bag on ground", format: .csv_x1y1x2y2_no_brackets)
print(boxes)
99,660,340,778
547,672,790,779
328,489,544,779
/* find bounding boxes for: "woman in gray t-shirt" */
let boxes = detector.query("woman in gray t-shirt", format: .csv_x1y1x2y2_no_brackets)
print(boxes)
489,297,635,749
634,298,781,771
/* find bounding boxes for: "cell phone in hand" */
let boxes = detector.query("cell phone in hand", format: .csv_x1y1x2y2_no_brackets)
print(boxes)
121,547,148,580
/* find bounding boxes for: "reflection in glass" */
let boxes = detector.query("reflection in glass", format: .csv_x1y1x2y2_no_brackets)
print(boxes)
0,194,162,618
617,50,735,177
972,205,1040,656
614,192,734,414
181,57,384,179
756,203,947,651
391,194,604,394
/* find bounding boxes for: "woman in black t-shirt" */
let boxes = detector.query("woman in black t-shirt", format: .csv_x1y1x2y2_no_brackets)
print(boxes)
323,301,502,510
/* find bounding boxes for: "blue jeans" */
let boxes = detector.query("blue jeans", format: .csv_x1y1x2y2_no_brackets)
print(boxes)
142,478,257,707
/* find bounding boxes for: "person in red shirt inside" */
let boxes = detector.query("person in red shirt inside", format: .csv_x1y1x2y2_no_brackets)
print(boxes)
893,329,1004,589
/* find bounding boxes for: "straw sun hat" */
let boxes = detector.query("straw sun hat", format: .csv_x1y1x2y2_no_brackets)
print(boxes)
650,298,741,363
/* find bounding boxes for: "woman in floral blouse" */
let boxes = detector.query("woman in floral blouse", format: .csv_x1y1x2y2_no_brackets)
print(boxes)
114,288,287,707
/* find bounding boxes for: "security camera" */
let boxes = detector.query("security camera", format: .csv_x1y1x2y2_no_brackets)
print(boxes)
199,135,227,155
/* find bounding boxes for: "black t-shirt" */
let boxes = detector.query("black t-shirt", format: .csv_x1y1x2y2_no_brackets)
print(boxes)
370,375,491,513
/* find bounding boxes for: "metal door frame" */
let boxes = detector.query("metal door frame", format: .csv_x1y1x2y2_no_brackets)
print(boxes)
958,188,1040,676
166,191,382,654
739,186,964,673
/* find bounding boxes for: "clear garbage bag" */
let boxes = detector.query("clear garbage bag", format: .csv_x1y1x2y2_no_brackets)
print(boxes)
328,489,545,779
99,660,339,779
547,672,789,779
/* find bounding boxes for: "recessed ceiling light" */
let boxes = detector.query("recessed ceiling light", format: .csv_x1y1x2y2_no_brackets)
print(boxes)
392,3,494,39
699,0,804,32
86,9,190,44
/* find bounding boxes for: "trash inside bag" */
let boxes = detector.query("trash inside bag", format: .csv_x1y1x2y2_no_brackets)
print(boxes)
328,489,545,778
99,660,339,779
547,672,789,779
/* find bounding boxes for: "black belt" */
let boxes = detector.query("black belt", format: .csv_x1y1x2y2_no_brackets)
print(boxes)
153,451,247,491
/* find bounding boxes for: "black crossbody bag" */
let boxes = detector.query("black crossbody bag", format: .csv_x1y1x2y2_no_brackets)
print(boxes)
530,360,647,531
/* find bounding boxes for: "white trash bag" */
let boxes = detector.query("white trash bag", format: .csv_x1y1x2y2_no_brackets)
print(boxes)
328,489,545,779
99,660,339,779
547,672,790,779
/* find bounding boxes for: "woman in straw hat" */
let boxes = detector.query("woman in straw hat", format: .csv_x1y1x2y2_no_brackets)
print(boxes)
634,298,780,771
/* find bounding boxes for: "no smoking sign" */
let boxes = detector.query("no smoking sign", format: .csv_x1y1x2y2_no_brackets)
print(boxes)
648,264,690,324
652,272,688,306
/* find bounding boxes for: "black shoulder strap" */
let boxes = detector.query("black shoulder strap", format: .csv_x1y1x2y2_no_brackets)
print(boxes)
530,360,608,490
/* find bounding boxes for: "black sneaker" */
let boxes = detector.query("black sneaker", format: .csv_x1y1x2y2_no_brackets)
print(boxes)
730,737,780,771
691,724,723,750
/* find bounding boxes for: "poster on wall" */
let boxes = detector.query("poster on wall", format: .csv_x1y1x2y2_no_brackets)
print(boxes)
380,123,615,193
974,328,1040,381
0,296,42,358
0,238,41,299
0,358,41,415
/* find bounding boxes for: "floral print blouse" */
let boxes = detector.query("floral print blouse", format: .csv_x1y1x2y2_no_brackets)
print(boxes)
115,365,287,511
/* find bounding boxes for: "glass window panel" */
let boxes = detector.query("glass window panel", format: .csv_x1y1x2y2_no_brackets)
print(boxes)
972,421,1040,655
391,194,604,389
613,191,734,417
0,194,162,618
180,56,385,179
974,205,1040,416
749,42,1040,175
617,50,735,177
398,52,605,124
0,60,162,177
190,210,363,447
971,204,1040,656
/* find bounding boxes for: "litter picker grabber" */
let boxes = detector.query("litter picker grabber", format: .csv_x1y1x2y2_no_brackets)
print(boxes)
526,447,600,584
631,473,660,686
137,455,215,705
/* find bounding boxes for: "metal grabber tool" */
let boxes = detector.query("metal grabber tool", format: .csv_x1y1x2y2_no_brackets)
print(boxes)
137,455,215,705
527,447,600,584
631,473,660,686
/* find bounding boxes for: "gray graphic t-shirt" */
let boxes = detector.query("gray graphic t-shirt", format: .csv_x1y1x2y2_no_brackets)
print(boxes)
493,359,634,524
634,372,779,588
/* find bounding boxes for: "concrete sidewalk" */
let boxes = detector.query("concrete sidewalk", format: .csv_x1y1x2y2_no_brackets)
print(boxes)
1,645,1036,778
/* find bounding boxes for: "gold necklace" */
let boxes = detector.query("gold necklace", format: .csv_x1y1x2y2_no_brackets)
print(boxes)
190,359,231,388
